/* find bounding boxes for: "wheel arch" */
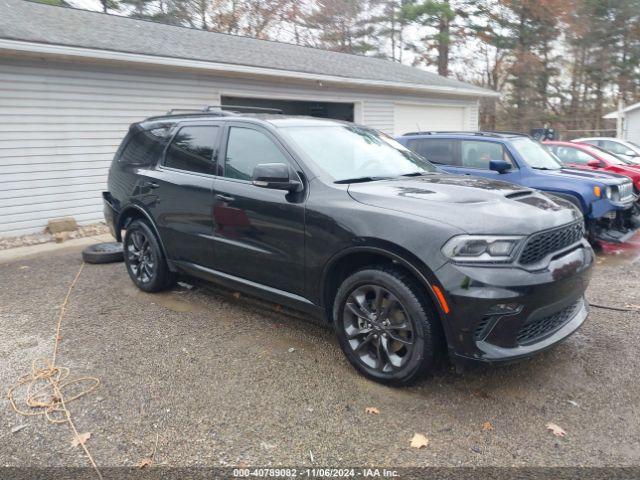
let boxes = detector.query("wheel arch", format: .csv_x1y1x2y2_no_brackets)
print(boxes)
116,204,173,269
320,244,448,327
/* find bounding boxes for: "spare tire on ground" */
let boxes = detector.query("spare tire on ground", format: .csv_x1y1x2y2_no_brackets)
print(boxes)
82,242,124,264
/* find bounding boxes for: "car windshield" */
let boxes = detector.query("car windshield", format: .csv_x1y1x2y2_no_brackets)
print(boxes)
511,137,563,170
280,125,437,182
627,141,640,150
584,146,630,165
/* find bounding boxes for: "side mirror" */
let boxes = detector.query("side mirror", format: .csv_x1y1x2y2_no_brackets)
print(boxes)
587,159,601,168
624,149,636,157
252,163,302,192
489,159,511,174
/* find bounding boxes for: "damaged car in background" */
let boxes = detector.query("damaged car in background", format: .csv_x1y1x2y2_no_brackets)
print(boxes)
398,131,640,244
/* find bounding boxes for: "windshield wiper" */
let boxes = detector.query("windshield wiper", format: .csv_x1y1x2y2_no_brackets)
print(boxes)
531,166,555,170
401,171,438,177
334,176,390,184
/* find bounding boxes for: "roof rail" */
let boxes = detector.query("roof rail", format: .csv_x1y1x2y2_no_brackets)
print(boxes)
165,105,284,115
481,130,528,137
401,130,529,138
208,105,284,114
402,131,487,136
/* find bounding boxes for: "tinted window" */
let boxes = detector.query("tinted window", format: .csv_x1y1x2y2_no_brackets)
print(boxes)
460,140,512,169
119,128,169,166
164,125,218,174
224,127,289,181
406,138,454,165
550,146,594,165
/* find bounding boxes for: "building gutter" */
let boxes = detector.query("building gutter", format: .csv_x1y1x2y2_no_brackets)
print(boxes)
0,38,500,98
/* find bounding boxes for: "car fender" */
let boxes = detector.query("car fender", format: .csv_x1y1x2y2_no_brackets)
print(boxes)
320,242,453,336
116,202,172,267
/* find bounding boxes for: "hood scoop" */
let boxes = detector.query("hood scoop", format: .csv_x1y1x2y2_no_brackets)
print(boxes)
504,190,532,200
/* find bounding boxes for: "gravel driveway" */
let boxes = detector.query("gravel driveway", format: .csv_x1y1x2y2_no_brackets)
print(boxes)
1,243,639,471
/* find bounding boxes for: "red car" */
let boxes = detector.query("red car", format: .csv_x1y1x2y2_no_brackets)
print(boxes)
544,140,640,194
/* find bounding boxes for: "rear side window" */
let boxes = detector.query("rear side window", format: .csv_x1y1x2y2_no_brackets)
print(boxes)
406,138,455,165
118,128,168,166
164,125,219,174
224,127,289,181
460,140,513,169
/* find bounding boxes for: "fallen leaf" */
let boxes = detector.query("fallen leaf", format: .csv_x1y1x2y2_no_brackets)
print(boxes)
288,347,296,353
11,425,27,434
71,432,91,448
19,266,29,270
481,421,494,431
136,458,153,469
567,400,579,407
546,423,566,437
365,407,380,415
410,433,429,449
232,292,241,299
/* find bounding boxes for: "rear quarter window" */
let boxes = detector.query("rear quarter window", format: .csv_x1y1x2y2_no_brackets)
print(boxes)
118,126,170,166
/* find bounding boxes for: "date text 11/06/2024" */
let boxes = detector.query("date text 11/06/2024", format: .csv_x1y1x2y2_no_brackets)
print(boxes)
233,468,400,477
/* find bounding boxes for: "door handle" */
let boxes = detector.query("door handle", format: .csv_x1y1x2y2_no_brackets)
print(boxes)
216,194,234,202
142,181,159,189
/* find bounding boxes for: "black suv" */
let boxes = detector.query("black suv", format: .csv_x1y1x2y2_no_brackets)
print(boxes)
104,109,594,385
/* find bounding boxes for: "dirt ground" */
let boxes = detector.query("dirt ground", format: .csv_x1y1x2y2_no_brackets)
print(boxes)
1,242,639,471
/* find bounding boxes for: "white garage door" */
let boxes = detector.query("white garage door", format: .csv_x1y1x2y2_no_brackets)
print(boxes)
0,58,221,237
393,103,466,136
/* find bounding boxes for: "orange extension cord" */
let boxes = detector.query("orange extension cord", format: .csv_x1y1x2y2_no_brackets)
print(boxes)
7,262,103,479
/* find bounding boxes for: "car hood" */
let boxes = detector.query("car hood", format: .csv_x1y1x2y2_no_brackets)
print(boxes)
610,165,640,179
348,174,582,235
546,167,630,185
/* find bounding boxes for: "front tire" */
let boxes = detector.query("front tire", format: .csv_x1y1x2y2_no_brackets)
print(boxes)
123,219,175,292
332,266,443,386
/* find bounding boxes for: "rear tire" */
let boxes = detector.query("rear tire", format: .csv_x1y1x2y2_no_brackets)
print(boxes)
332,265,443,386
123,219,176,292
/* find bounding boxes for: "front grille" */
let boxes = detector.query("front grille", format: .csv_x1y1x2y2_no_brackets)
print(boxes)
519,222,584,265
516,301,581,345
619,182,633,201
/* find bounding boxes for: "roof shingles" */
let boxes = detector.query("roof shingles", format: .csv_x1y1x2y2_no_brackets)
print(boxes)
0,0,494,95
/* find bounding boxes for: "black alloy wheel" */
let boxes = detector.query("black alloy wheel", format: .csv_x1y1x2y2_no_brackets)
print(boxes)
343,284,415,373
333,266,442,385
127,230,155,284
123,219,175,292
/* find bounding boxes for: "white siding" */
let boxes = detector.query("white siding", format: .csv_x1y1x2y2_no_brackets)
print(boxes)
625,109,640,145
0,56,481,237
0,59,221,236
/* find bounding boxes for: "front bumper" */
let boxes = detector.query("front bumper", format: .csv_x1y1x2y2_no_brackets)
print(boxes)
435,240,594,364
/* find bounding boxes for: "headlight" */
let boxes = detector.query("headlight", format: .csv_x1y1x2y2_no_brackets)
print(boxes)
604,186,612,199
442,235,523,263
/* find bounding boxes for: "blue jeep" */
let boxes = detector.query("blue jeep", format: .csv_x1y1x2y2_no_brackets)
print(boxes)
397,132,639,243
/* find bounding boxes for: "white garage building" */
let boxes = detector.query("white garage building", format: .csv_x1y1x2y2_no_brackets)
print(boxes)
0,0,497,237
604,102,640,145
